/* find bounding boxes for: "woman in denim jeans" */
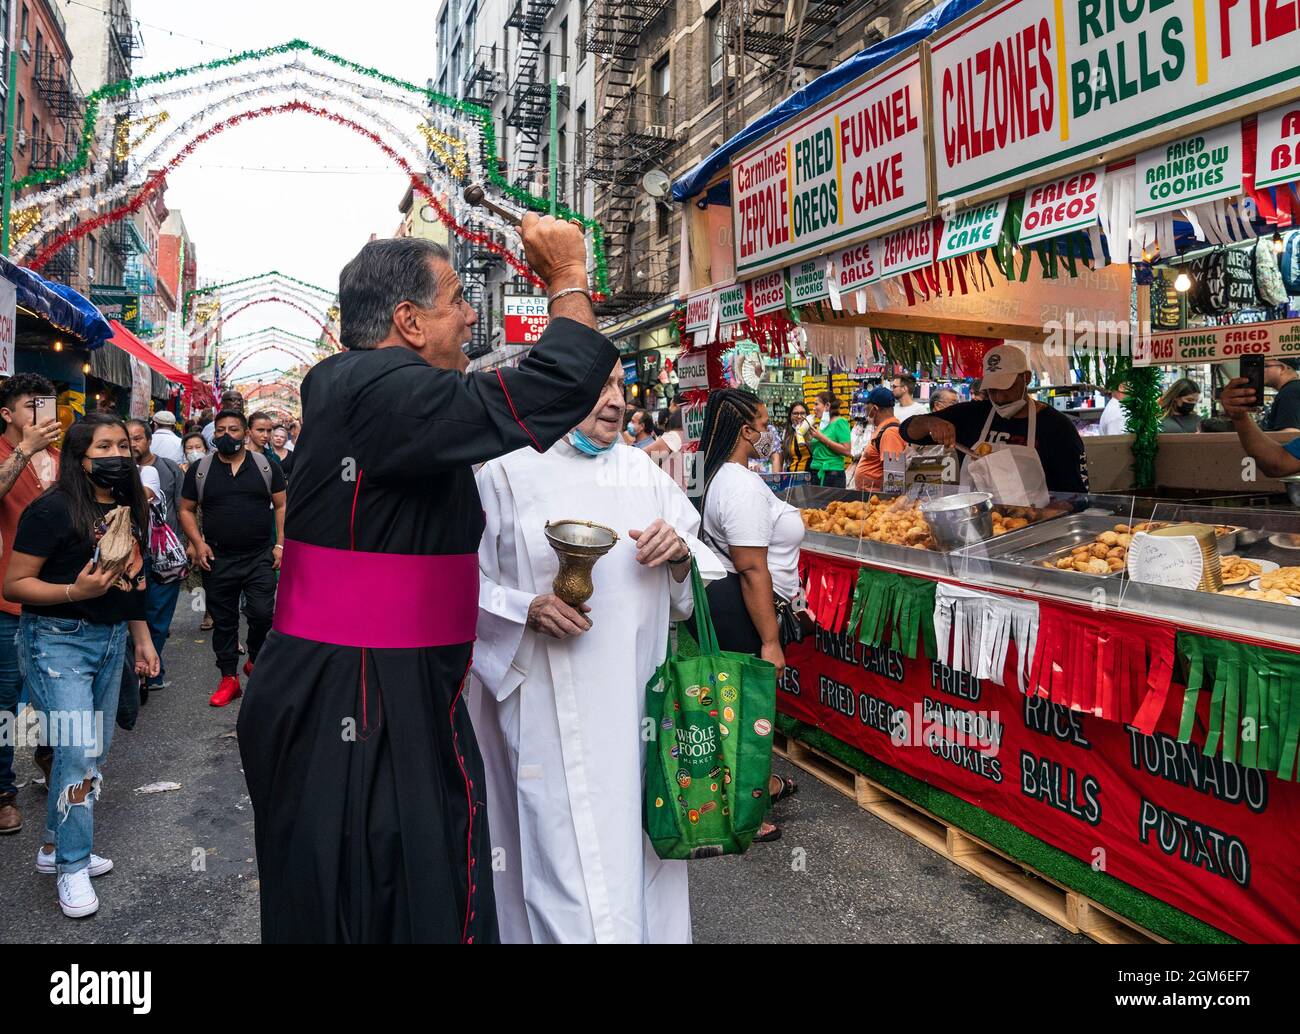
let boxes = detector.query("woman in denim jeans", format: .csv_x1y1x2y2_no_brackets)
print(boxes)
4,414,158,918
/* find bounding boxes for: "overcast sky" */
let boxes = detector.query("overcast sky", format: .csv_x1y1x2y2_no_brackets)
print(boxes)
133,0,435,387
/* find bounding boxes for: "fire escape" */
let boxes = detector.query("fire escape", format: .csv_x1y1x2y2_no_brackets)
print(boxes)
734,0,862,96
461,45,508,359
583,0,678,316
504,0,565,194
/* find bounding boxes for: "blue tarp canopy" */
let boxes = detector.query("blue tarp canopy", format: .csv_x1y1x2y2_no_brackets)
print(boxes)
672,0,983,202
0,254,113,348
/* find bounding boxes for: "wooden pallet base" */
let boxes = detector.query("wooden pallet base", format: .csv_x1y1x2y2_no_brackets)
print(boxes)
773,729,1167,945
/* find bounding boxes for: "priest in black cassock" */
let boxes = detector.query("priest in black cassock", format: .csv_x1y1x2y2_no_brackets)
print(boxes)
237,214,618,943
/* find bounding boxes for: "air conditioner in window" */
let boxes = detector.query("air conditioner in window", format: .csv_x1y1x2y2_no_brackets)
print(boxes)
16,129,26,149
710,57,723,87
492,70,506,92
20,38,30,60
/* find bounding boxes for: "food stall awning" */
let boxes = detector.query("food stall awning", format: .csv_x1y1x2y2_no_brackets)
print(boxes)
106,320,198,399
671,0,982,202
0,254,113,347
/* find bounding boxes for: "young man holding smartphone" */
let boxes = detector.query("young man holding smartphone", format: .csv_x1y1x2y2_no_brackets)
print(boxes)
0,374,65,835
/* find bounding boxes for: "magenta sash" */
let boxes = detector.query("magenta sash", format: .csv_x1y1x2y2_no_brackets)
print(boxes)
273,539,479,648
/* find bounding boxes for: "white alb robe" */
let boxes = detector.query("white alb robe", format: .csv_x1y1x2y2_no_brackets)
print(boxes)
469,439,724,943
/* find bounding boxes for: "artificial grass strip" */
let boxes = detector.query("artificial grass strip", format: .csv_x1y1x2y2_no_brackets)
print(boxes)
673,626,1234,943
776,713,1236,945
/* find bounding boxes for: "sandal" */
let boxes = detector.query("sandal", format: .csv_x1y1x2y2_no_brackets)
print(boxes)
753,821,782,843
769,775,798,805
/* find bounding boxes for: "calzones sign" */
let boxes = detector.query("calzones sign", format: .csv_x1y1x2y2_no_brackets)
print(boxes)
928,0,1300,206
0,277,14,377
731,51,928,277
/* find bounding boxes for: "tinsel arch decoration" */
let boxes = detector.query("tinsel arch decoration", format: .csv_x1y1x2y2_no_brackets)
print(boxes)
25,102,545,289
222,343,323,382
184,271,334,324
185,294,340,351
10,40,610,296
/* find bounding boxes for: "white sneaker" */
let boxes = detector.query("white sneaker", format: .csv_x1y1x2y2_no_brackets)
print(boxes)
57,869,99,918
37,847,113,877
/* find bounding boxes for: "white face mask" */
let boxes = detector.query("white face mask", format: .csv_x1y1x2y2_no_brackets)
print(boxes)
186,450,206,464
991,397,1027,419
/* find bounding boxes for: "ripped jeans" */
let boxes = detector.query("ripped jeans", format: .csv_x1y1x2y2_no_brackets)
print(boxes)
19,615,126,875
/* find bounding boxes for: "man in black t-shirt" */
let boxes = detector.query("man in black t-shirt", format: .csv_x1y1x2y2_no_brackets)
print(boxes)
1262,358,1300,432
178,411,286,707
900,345,1090,495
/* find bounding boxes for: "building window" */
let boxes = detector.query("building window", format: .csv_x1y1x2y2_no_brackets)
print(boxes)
575,102,586,177
707,9,724,100
560,18,568,75
20,5,28,45
652,57,670,125
558,128,567,205
34,30,41,67
578,1,588,58
542,43,551,83
657,203,669,238
16,95,24,149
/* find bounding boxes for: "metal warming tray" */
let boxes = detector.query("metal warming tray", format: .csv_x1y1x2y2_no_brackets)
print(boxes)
952,513,1131,575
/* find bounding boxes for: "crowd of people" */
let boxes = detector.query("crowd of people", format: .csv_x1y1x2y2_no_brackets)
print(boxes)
2,209,1297,941
0,376,300,919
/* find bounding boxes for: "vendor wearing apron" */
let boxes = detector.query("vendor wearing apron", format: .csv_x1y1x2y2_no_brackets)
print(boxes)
898,345,1089,506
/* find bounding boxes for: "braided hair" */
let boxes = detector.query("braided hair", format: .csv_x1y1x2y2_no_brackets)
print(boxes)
699,389,761,510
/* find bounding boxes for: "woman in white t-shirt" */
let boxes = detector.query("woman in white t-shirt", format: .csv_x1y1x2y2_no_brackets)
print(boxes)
696,389,807,840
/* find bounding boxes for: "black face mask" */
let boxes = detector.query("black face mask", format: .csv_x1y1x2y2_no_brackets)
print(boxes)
1177,401,1198,415
87,456,135,496
214,434,243,456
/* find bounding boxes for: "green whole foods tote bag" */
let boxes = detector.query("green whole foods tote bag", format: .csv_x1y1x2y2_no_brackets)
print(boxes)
644,561,777,859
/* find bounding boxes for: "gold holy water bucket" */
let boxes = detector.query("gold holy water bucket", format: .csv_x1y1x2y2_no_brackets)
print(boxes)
544,519,619,607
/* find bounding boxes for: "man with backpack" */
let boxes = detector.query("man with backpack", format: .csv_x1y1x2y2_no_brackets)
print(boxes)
178,410,286,707
127,420,189,700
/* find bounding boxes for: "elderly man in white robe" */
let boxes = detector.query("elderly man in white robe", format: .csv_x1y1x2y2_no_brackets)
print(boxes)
470,360,723,944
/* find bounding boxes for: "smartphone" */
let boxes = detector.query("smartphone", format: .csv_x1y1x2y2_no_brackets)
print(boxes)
29,395,58,423
1239,356,1265,410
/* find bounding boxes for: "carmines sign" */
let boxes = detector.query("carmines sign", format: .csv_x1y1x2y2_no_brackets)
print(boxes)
781,612,1300,943
731,52,928,277
928,0,1300,206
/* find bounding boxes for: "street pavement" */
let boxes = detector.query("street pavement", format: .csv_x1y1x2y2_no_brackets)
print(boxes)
1,592,1079,944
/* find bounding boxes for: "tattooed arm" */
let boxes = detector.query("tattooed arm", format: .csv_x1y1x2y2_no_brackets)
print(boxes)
0,419,62,499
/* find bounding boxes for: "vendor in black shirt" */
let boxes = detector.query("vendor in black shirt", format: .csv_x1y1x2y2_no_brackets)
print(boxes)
899,344,1090,495
178,410,286,707
3,414,158,919
1262,358,1300,432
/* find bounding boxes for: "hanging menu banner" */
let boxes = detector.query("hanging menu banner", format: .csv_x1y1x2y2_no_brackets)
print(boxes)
877,219,939,279
937,196,1008,260
685,290,716,334
731,50,929,278
718,282,749,325
927,0,1300,207
675,349,711,391
788,258,834,306
837,238,883,291
1133,319,1300,366
750,269,789,315
1135,123,1242,218
1017,168,1105,246
1254,102,1300,190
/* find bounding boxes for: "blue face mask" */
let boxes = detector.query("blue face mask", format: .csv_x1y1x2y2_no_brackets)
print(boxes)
568,428,617,456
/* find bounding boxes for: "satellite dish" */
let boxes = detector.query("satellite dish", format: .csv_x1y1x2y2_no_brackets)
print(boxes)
641,169,671,198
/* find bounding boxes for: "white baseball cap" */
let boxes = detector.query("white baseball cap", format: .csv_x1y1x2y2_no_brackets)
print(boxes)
980,344,1030,391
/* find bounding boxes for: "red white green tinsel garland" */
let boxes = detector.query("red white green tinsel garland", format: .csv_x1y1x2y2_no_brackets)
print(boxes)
11,41,610,294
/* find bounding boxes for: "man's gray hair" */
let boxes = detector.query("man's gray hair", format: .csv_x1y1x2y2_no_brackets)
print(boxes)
339,237,452,350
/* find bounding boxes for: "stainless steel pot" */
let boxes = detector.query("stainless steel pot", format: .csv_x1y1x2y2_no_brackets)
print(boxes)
920,492,994,550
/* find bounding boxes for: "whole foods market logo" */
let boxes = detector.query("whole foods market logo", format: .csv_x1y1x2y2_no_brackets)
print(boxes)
676,723,717,768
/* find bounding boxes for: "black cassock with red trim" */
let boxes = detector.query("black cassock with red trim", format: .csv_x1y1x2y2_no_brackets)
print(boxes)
238,317,617,943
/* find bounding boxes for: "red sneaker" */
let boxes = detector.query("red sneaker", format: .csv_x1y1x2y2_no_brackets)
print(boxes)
243,659,254,677
209,675,242,707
